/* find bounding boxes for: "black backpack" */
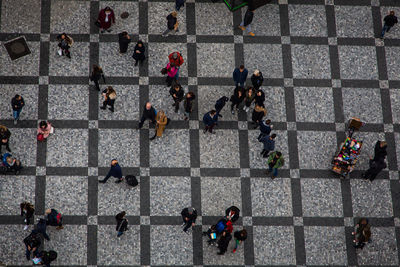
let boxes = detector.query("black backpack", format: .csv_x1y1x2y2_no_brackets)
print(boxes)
125,175,138,187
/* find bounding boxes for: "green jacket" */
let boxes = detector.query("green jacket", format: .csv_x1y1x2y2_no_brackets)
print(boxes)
268,152,284,169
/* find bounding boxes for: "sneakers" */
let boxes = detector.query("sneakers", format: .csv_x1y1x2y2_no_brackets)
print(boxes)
23,225,29,230
24,219,27,223
249,32,255,36
181,222,186,226
245,107,250,112
100,106,106,110
238,26,245,31
231,110,235,115
109,108,114,112
56,226,64,230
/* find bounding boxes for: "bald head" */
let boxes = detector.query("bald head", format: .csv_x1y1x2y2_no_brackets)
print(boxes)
146,102,152,110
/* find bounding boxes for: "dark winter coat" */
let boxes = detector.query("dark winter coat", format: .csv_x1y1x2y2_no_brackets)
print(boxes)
169,85,184,102
91,69,105,83
107,163,123,179
167,14,177,30
132,43,146,61
37,250,57,267
230,86,245,104
260,135,275,151
259,121,272,135
142,105,157,121
244,87,255,105
243,9,254,26
251,73,264,89
116,213,128,232
184,93,196,113
384,14,398,27
373,141,387,161
255,90,265,106
217,232,232,253
233,68,248,84
225,206,240,222
364,158,387,181
24,232,41,249
118,33,131,53
215,96,229,112
181,207,197,223
11,96,25,111
203,112,218,126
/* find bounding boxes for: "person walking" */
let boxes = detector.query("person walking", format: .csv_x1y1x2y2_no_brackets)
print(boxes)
162,11,179,37
168,51,184,79
230,86,245,115
169,82,184,113
203,110,218,134
233,65,248,88
251,69,263,90
215,96,229,117
150,110,168,141
243,87,255,113
175,0,185,11
138,102,157,129
259,134,276,158
258,119,272,140
45,208,63,230
252,103,267,128
254,89,265,107
56,33,73,59
97,6,115,33
183,92,195,121
100,86,116,112
373,140,387,161
238,8,255,36
217,230,232,255
0,125,11,153
99,159,123,183
362,157,387,181
23,231,41,261
267,151,284,179
165,62,178,87
20,202,34,231
352,218,371,249
37,121,53,141
233,229,247,253
381,11,398,38
90,65,106,91
115,211,129,237
181,207,197,233
118,31,131,53
132,40,146,66
35,218,50,241
11,94,25,125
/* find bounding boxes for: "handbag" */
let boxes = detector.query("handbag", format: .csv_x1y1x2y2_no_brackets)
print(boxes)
95,21,101,28
37,133,44,141
161,68,168,75
57,48,62,56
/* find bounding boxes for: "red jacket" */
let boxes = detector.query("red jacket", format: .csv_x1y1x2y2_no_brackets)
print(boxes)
97,9,115,29
168,52,184,67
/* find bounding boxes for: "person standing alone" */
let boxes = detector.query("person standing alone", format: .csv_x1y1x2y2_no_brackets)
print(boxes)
11,94,25,125
381,11,398,38
115,211,129,237
233,65,248,88
181,207,197,233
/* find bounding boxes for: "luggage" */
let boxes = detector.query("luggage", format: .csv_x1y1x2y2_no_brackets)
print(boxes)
125,175,138,187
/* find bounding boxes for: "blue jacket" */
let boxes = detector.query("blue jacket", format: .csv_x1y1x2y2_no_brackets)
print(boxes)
259,121,272,135
108,163,123,179
203,112,218,126
233,68,248,83
2,153,11,167
261,135,275,151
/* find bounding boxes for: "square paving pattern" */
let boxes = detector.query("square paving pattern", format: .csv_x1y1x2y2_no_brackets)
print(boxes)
1,0,400,266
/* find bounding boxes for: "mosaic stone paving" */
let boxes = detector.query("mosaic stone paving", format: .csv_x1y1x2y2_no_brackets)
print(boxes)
1,0,400,266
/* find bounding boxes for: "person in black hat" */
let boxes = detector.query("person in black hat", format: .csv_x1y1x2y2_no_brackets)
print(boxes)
181,207,197,233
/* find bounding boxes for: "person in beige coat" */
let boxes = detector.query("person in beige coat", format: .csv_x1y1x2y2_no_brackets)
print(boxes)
150,110,168,140
100,86,116,112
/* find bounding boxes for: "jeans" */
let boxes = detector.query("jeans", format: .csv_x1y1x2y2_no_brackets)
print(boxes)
268,165,278,177
162,28,176,36
381,24,391,37
117,231,124,237
13,109,22,120
240,21,251,33
183,218,194,232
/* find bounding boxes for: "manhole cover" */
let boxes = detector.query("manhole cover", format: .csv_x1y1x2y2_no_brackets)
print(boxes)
3,36,31,61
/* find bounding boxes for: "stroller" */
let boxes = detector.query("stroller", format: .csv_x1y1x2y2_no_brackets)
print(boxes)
203,218,228,246
0,153,22,175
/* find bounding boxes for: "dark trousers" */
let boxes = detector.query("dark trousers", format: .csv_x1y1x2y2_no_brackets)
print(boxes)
231,101,241,110
93,79,100,91
23,212,33,225
182,218,194,232
25,247,38,260
172,99,181,112
37,229,50,241
166,76,176,87
102,99,115,111
103,171,121,183
0,142,10,153
363,168,379,181
261,149,270,158
204,124,215,133
139,115,156,128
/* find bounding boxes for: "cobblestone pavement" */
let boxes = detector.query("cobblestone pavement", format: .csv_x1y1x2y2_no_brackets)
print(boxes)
1,0,400,266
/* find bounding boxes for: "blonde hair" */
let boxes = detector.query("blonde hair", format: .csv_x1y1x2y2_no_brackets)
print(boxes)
171,11,177,17
254,69,260,75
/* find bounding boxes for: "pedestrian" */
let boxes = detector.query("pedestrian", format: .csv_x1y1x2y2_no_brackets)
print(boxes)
97,6,115,33
115,211,129,237
23,231,41,261
225,206,240,222
254,89,265,107
165,62,178,87
203,110,218,134
233,65,248,88
100,86,116,112
267,151,284,179
2,153,22,174
252,103,267,128
45,208,63,230
381,11,398,38
259,134,276,158
175,0,185,11
183,92,195,121
168,51,184,79
20,202,34,231
169,82,184,113
230,86,245,115
251,69,263,90
98,159,123,183
352,218,371,249
362,157,387,181
215,96,229,118
217,230,232,255
162,11,179,37
132,40,146,66
138,102,157,129
56,33,73,59
150,110,168,141
373,140,387,161
37,121,53,141
238,8,255,36
181,207,197,233
90,65,106,91
243,87,255,112
11,94,25,125
118,31,131,54
33,250,57,267
258,119,272,140
0,125,11,153
34,218,50,241
233,229,247,253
